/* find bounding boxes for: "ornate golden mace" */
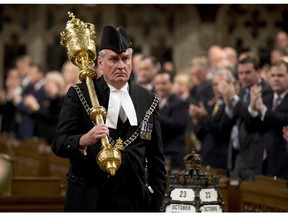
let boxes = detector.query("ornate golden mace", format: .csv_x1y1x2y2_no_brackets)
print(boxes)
60,12,121,176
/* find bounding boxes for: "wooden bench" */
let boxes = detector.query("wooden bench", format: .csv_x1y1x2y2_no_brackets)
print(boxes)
0,176,64,212
0,133,19,156
240,175,288,212
11,138,49,177
46,148,69,195
10,176,62,197
0,135,69,195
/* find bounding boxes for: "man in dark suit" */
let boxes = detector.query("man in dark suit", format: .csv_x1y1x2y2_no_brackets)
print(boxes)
52,26,166,212
0,68,21,134
14,63,46,139
24,72,65,145
154,71,189,172
221,56,273,181
189,68,235,170
245,60,288,179
137,55,160,93
186,56,214,157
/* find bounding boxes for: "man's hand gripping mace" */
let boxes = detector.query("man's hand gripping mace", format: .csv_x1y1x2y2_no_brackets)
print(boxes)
60,12,121,176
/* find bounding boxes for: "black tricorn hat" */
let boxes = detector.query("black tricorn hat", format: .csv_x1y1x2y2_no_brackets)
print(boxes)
99,26,132,53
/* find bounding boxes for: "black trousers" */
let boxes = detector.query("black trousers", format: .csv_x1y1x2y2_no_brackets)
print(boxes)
95,156,150,212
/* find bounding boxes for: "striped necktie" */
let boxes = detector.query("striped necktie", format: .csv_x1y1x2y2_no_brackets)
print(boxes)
272,96,281,111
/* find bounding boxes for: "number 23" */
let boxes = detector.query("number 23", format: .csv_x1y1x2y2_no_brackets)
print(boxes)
180,191,187,197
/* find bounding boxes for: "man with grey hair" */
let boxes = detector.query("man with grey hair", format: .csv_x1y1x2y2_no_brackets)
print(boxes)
53,25,166,212
189,56,214,105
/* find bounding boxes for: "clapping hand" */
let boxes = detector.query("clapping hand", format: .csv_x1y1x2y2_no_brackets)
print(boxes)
249,85,266,113
282,126,288,142
0,90,6,104
218,80,237,108
24,95,40,113
189,102,207,125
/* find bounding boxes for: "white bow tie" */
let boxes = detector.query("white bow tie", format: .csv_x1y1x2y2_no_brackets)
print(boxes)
105,83,138,129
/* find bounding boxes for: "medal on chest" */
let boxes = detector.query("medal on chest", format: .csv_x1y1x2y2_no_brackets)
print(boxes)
140,122,153,140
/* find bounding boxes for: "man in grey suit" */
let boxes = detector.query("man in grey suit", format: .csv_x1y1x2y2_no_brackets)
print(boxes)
220,56,272,181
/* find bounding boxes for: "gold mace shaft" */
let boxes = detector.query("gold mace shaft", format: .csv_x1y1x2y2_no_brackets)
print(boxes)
60,12,121,176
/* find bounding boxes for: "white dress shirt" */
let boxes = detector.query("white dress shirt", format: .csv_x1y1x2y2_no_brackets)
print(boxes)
105,83,138,129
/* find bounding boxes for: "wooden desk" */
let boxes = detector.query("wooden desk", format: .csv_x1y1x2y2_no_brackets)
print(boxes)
240,175,288,212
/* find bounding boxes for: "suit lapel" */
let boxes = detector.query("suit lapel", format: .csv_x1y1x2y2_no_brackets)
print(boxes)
264,94,274,110
160,95,173,115
276,93,288,112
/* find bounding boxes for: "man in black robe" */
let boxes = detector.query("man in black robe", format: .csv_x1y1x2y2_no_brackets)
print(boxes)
52,25,166,212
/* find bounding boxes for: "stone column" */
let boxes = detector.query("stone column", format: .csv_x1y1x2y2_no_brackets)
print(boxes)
26,5,46,67
173,6,202,72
